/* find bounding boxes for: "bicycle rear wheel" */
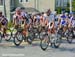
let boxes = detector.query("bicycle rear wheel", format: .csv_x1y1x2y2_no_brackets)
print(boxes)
66,29,73,43
52,34,61,48
50,34,61,48
67,33,73,43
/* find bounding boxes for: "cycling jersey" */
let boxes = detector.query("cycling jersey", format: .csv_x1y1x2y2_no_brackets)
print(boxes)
13,13,25,25
60,15,67,25
70,16,75,27
1,18,8,25
0,16,8,25
48,13,55,23
36,15,40,22
70,16,73,23
43,13,48,20
48,22,53,29
21,12,30,24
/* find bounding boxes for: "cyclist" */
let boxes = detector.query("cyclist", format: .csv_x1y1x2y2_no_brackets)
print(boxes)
40,14,44,26
43,13,48,26
46,9,55,34
58,11,68,32
13,7,26,29
13,7,30,36
0,11,8,37
68,13,75,28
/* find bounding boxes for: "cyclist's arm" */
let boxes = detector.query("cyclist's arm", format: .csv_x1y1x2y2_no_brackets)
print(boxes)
0,18,3,23
13,15,17,26
58,17,61,25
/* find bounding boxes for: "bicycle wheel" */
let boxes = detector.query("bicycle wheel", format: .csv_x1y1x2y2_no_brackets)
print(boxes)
50,34,61,48
13,32,23,46
40,33,49,51
5,29,11,41
27,36,33,44
0,33,2,43
52,34,61,48
67,32,73,43
27,27,35,44
27,32,35,44
65,28,73,43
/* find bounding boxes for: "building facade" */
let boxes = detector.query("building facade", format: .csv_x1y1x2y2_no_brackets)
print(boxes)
0,0,55,21
0,0,71,21
55,0,69,7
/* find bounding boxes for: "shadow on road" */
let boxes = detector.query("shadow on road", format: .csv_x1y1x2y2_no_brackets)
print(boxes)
46,46,75,53
6,40,13,42
31,43,40,46
58,47,75,53
9,46,25,49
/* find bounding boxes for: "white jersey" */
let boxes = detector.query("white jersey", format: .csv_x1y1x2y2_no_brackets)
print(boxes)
47,22,53,29
70,16,75,27
13,13,25,25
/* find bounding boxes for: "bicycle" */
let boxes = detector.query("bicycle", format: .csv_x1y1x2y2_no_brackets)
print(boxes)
0,27,17,43
40,27,61,51
57,25,73,44
13,24,35,46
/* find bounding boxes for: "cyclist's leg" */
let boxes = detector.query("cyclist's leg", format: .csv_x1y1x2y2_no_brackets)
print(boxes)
48,22,55,34
63,24,67,32
1,25,6,37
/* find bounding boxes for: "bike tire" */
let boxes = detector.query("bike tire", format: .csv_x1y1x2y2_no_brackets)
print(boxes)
40,34,49,51
5,34,11,41
66,31,73,43
0,33,2,43
51,34,61,48
13,32,23,46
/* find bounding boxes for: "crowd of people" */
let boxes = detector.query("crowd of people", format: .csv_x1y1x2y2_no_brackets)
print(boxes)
0,7,75,35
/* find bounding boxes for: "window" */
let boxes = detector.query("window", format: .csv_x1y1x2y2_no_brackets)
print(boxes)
19,0,28,3
56,0,69,7
0,0,3,5
20,0,22,2
56,0,61,7
26,0,28,2
11,0,14,6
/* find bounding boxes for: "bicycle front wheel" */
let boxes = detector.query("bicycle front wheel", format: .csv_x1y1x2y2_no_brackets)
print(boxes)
13,32,23,46
40,33,49,51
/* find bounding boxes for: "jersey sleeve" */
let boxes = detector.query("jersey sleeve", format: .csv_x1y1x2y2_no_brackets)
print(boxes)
13,15,17,19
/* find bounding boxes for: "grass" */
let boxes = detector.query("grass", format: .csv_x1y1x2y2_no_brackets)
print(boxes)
7,21,14,28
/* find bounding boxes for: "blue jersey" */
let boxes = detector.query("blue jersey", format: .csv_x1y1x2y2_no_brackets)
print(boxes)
60,15,66,25
2,18,8,25
0,16,8,25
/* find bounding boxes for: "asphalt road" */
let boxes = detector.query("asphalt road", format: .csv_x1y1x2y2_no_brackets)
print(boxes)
0,38,75,57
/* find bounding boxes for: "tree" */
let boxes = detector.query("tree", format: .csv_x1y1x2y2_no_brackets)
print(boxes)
65,2,70,13
55,7,61,14
72,0,75,11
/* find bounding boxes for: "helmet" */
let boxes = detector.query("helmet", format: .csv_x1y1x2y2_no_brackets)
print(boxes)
15,7,21,11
